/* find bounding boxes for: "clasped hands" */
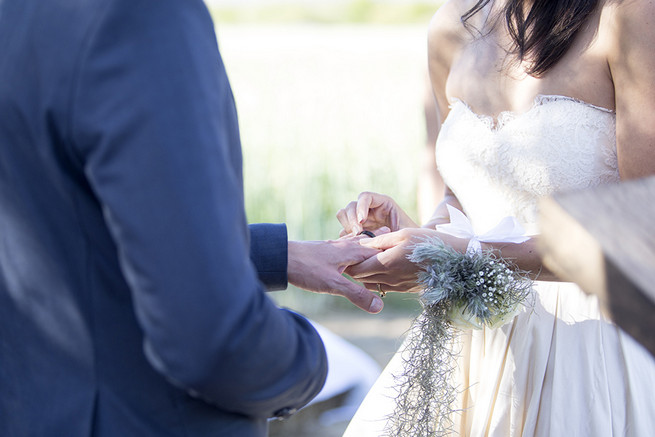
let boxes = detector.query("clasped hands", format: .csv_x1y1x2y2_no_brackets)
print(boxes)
336,192,467,302
289,192,466,314
335,192,433,297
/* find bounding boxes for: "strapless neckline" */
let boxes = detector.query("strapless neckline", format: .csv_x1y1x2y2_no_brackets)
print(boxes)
436,92,618,234
450,94,615,132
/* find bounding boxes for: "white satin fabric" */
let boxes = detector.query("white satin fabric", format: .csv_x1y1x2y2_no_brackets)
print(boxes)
344,96,655,436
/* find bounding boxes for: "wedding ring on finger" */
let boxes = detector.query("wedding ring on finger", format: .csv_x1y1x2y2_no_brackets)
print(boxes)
358,230,376,238
377,283,386,298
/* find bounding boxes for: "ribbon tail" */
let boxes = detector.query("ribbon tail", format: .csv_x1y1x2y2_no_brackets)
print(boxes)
478,216,530,244
466,238,482,254
435,206,529,252
436,205,475,239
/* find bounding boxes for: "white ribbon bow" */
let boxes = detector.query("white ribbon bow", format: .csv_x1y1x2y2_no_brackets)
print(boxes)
436,205,530,253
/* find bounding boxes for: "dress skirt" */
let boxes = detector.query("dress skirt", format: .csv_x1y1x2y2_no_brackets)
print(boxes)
343,281,655,436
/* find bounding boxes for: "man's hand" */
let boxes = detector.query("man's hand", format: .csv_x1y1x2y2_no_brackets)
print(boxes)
288,236,384,313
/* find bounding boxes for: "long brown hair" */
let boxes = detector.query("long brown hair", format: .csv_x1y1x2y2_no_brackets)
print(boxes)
463,0,599,76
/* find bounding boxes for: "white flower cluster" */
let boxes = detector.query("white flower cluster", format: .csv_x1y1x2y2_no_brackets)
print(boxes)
410,237,533,331
476,261,513,308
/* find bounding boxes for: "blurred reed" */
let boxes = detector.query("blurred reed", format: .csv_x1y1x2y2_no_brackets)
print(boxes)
215,21,432,315
209,0,442,25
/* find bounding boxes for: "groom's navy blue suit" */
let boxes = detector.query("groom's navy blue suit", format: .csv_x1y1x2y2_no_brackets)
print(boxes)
0,1,327,436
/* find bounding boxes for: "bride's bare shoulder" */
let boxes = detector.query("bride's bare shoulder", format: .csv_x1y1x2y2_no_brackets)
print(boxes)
428,0,472,43
428,1,474,62
428,1,476,113
603,0,655,37
600,0,655,71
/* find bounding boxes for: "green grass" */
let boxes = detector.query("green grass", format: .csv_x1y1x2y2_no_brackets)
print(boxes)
216,24,432,316
209,0,444,25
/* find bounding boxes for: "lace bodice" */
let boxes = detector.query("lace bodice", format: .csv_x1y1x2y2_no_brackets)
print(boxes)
435,95,619,234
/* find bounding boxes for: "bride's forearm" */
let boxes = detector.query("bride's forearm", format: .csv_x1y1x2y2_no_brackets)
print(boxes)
420,186,557,281
481,237,560,282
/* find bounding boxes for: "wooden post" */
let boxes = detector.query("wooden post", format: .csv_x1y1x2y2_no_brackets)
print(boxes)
539,176,655,357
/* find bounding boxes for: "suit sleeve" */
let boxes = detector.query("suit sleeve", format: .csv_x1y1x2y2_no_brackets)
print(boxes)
69,0,325,418
249,224,289,291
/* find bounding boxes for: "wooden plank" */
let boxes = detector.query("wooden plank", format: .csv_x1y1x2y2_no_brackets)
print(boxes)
539,176,655,356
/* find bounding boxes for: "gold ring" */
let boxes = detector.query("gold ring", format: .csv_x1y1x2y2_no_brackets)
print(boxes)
377,283,386,298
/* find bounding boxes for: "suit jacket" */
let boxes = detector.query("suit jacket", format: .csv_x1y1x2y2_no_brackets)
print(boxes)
0,1,327,436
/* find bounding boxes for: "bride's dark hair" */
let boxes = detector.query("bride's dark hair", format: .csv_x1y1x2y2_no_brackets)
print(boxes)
463,0,599,76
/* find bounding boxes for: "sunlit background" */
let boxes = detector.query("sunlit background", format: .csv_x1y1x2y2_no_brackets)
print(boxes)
209,0,443,314
205,1,444,435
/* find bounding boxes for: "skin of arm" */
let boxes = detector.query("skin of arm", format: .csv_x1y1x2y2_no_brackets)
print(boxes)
606,0,655,179
420,1,468,231
346,227,553,294
418,76,446,223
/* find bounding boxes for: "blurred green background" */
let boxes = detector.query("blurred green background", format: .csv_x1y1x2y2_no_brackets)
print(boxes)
209,0,444,317
209,0,440,25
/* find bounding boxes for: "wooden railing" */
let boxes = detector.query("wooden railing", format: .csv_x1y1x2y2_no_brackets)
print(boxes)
539,176,655,357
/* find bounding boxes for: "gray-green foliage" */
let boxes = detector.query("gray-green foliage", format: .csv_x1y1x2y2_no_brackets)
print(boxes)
411,238,533,328
385,238,533,435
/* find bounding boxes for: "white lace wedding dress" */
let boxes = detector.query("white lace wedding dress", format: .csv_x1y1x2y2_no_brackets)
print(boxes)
343,96,655,436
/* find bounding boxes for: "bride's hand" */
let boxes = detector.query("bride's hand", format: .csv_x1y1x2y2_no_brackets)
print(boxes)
345,227,468,294
336,191,418,236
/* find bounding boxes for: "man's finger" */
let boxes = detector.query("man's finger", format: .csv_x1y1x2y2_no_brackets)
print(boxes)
341,246,380,270
344,253,385,277
335,276,384,313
